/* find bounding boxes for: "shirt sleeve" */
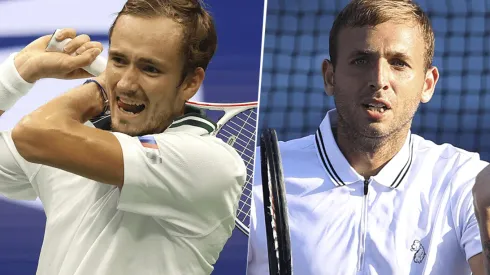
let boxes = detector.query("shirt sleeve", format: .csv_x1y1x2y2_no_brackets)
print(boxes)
0,130,39,200
112,131,246,237
451,153,489,261
0,53,34,111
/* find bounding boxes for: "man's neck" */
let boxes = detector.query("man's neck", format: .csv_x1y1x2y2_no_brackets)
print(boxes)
334,122,410,179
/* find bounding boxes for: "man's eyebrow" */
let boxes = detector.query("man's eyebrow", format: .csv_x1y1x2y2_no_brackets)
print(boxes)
348,49,412,61
108,49,125,57
139,57,163,66
348,49,377,58
109,50,167,67
388,51,412,61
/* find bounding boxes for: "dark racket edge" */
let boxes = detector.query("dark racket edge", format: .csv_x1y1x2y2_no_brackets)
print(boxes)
260,128,293,275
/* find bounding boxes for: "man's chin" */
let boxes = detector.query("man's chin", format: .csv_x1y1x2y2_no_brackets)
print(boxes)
357,123,393,139
110,122,146,137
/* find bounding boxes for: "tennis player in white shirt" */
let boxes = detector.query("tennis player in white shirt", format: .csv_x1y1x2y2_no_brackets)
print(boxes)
0,1,246,274
248,0,489,274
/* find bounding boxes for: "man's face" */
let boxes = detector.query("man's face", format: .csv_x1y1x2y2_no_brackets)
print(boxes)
106,15,196,136
326,21,437,139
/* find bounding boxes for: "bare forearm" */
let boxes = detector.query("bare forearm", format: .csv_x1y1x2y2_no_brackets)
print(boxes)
12,83,104,162
472,167,490,275
0,110,4,116
26,83,103,125
483,242,490,275
10,82,123,186
477,211,490,275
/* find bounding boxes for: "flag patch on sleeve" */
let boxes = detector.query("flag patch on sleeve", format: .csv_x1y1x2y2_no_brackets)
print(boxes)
138,136,162,164
138,136,159,149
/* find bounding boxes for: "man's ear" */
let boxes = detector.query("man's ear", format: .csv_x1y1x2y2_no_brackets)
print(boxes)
420,66,439,104
179,67,205,101
323,59,335,96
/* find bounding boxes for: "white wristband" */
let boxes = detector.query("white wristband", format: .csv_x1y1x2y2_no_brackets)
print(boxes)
0,53,34,111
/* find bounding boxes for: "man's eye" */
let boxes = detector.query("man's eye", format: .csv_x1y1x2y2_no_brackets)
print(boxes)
143,66,160,74
391,59,409,68
111,57,126,65
352,58,368,65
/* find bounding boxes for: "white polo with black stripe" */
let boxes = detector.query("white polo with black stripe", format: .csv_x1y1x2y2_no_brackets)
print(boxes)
247,109,489,275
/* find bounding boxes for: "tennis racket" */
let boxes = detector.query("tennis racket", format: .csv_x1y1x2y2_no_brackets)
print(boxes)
260,128,292,275
184,100,257,236
46,29,257,236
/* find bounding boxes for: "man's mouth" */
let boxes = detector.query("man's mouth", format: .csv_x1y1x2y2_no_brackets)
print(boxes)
363,103,389,113
116,96,146,115
362,99,392,113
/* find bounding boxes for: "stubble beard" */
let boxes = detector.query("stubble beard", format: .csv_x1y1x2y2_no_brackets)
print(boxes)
110,109,175,137
334,93,419,157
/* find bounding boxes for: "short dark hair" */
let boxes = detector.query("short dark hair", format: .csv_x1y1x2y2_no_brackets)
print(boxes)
329,0,434,70
109,0,218,75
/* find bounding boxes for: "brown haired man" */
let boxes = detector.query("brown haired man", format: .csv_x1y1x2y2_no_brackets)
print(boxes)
0,1,246,274
248,0,488,274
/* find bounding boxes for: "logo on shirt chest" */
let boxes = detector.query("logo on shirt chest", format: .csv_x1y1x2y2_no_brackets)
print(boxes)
410,240,426,264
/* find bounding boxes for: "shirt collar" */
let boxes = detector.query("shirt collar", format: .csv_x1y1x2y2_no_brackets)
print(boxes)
315,109,413,189
166,112,216,136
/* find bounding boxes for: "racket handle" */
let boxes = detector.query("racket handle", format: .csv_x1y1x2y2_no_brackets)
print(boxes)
46,29,108,76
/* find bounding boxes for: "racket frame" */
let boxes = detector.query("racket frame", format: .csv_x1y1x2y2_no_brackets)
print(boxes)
260,128,292,275
186,101,257,135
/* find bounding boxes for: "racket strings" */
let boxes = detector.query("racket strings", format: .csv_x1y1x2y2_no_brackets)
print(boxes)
217,109,256,158
218,116,257,154
224,109,257,133
216,108,257,229
236,206,251,217
239,173,253,208
226,116,256,136
218,127,255,154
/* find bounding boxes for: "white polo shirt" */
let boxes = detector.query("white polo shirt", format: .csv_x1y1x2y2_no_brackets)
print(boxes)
247,109,488,275
0,54,246,275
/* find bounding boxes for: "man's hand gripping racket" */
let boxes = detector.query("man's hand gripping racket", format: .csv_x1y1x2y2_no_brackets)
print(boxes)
46,29,257,236
260,129,293,275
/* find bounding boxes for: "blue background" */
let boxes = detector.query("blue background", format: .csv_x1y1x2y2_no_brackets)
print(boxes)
0,0,264,274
